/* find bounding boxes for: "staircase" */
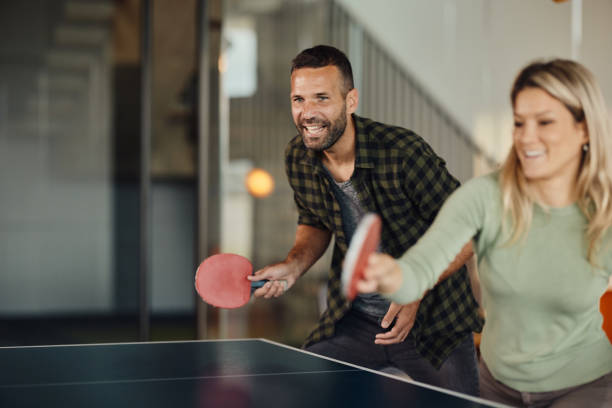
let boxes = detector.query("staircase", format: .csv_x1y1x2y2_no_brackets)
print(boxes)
328,1,497,181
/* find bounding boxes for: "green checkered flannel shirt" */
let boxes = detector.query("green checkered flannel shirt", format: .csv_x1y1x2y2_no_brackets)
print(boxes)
286,114,484,368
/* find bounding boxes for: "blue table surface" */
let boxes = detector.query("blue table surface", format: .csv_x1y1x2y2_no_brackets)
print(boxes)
0,339,505,408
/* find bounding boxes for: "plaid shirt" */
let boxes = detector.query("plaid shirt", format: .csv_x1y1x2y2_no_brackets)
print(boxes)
285,114,483,368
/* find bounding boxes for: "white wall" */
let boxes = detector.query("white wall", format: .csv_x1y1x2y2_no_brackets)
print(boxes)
337,0,612,167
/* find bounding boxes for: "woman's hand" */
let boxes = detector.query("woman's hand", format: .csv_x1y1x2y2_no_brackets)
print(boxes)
356,253,403,295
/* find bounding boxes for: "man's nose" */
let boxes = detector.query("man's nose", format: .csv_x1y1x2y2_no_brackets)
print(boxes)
301,100,317,119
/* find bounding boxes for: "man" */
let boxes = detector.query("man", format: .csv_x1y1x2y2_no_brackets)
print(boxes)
249,45,483,395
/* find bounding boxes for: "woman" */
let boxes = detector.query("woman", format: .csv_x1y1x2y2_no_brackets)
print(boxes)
357,59,612,407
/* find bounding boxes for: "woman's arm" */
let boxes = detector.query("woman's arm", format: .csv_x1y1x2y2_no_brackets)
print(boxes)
359,175,494,304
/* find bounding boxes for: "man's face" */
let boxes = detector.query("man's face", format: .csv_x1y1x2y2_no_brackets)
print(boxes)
290,66,351,151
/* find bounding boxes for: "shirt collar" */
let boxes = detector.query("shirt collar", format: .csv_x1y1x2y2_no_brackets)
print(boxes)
353,114,376,169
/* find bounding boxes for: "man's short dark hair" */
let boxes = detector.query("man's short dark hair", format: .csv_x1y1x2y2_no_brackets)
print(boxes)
291,45,354,96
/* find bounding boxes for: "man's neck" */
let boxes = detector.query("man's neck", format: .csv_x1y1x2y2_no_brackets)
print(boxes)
321,117,356,182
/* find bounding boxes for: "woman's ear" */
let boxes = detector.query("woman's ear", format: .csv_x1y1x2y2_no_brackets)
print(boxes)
578,120,589,146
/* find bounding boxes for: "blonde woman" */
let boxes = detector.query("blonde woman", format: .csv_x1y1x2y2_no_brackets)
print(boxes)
357,59,612,407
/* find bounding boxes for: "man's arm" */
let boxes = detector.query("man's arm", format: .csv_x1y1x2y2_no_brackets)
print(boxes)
414,240,474,303
285,224,332,277
250,224,331,298
435,241,474,284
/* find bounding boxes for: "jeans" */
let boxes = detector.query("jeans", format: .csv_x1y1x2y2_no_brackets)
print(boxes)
479,359,612,407
305,309,480,396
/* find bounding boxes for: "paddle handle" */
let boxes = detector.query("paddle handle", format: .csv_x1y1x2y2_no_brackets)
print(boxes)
250,280,268,289
250,279,288,292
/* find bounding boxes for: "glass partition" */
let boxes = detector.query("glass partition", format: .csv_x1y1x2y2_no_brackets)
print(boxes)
0,0,199,345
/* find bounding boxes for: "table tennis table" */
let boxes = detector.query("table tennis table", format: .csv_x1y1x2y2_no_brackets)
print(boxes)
0,338,507,407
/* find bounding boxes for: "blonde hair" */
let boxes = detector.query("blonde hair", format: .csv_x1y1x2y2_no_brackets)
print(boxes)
500,59,612,264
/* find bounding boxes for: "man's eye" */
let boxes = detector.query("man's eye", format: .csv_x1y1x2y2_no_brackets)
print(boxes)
539,120,553,126
514,121,523,128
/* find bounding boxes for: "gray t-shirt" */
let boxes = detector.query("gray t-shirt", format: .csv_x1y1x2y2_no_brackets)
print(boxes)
324,168,390,317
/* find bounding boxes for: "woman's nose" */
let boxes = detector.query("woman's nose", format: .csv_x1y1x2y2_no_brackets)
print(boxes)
516,122,537,143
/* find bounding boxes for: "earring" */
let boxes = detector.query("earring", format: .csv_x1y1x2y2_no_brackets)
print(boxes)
582,143,589,152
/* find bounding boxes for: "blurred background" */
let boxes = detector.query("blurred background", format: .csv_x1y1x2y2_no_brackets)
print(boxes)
1,0,611,348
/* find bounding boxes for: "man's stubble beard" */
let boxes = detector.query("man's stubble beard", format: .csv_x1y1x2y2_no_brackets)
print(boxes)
298,104,347,152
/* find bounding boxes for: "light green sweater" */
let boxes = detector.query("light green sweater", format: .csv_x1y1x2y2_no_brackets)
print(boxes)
389,172,612,392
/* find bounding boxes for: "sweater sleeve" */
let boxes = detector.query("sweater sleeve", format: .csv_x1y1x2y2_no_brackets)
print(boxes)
387,174,495,304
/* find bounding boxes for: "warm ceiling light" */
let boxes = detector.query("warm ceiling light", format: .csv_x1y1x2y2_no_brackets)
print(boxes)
245,168,275,198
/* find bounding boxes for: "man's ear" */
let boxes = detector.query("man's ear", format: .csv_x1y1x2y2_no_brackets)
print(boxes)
346,88,359,114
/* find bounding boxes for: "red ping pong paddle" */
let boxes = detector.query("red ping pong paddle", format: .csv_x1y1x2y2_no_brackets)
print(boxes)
341,213,382,301
194,253,267,309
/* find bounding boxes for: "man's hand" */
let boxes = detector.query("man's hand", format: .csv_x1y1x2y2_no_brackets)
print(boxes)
248,224,331,299
248,262,299,299
374,301,420,345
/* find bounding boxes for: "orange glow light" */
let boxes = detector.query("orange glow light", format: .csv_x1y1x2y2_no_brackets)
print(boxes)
245,168,275,198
